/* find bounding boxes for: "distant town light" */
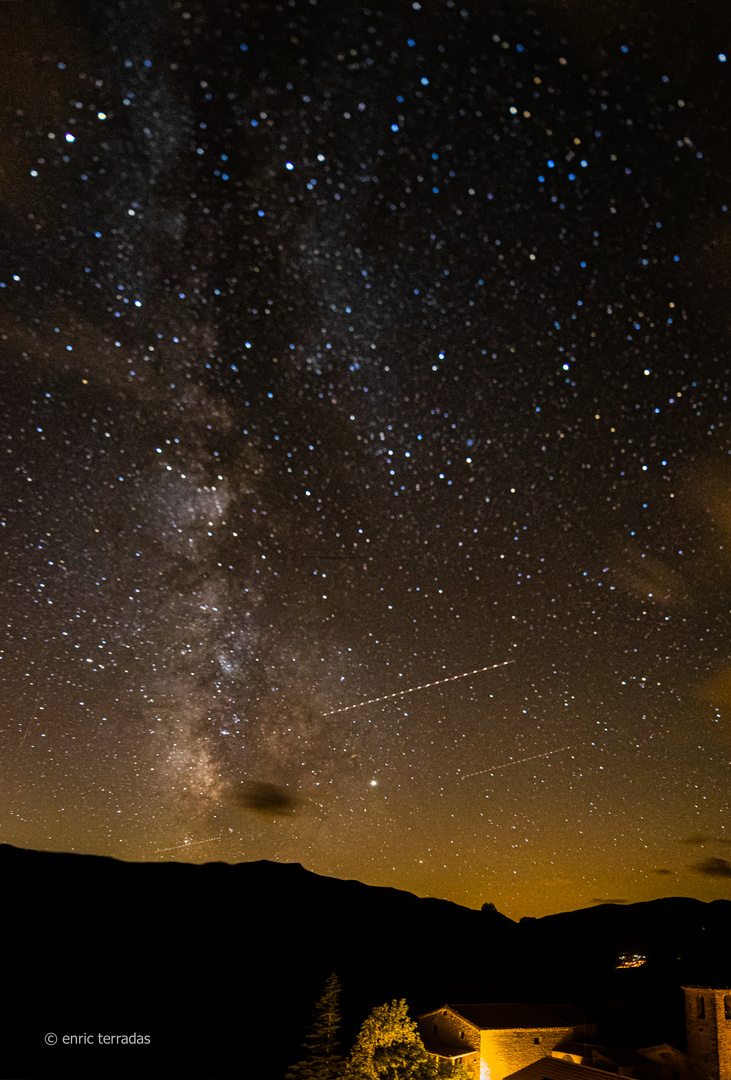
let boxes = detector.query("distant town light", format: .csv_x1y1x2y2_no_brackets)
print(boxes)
617,953,647,969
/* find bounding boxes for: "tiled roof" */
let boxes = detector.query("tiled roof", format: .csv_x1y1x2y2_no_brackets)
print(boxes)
551,1042,647,1067
550,1042,588,1057
504,1057,622,1080
421,1038,477,1059
444,1004,584,1031
587,1044,647,1067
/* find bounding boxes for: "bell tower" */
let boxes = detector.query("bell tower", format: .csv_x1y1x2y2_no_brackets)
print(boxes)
682,986,731,1080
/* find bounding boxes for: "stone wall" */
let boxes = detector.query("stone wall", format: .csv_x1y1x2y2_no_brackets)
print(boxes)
479,1026,575,1080
683,987,731,1080
420,1008,481,1053
418,1008,482,1078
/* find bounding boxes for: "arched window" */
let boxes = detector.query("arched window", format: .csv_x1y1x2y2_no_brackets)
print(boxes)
696,996,705,1019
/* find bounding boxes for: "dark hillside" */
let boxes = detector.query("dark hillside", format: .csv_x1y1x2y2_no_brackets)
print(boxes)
2,844,728,1078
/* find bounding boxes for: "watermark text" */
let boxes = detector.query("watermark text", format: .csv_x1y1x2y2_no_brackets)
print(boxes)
45,1032,150,1046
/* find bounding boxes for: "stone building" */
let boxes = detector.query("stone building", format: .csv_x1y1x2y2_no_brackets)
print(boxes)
419,987,731,1080
682,986,731,1080
417,1002,589,1080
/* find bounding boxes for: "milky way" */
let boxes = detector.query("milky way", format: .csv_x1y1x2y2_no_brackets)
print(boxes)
1,0,730,917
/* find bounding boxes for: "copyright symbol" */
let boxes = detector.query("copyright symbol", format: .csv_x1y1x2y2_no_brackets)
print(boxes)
45,1033,57,1046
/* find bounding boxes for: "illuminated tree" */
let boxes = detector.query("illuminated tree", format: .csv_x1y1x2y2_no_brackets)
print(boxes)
346,998,470,1080
286,973,344,1080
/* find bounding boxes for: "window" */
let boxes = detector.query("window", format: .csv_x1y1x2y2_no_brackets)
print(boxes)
697,997,705,1019
535,1038,541,1044
460,1031,465,1040
724,996,731,1021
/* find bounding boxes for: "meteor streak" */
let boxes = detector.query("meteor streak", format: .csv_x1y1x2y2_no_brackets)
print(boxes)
323,660,514,716
460,745,573,779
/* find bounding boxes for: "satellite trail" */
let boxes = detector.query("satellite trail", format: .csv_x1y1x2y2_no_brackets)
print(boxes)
154,835,223,854
460,745,573,780
323,660,514,717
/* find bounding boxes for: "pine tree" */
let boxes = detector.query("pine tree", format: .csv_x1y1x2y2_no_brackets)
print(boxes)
286,973,344,1080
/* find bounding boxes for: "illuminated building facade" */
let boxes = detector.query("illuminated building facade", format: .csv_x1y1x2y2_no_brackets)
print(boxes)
419,988,731,1080
417,1003,588,1080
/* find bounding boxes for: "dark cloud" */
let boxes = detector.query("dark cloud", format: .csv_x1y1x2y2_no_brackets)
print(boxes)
652,869,675,876
691,857,731,878
591,898,629,905
682,834,731,846
612,544,686,607
235,782,298,818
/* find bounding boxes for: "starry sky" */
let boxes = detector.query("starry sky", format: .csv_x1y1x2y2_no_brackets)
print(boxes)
2,0,731,919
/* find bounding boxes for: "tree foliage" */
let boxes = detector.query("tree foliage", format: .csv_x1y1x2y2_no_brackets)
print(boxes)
286,973,344,1080
346,998,471,1080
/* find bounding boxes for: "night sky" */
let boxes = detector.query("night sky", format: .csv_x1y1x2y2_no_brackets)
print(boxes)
2,0,731,919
